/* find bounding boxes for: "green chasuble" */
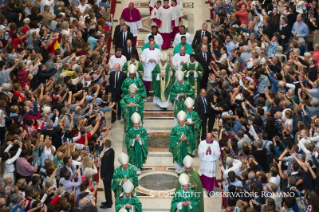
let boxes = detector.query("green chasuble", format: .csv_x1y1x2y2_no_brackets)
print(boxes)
120,94,144,132
184,110,201,151
175,169,204,212
170,81,194,117
169,125,193,166
182,62,204,98
115,194,142,212
125,127,149,168
141,43,160,52
170,188,200,212
149,63,174,101
111,164,139,199
122,61,144,79
173,43,193,55
121,77,147,98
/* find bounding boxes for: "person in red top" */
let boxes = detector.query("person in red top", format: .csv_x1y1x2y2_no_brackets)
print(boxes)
312,44,319,67
21,18,31,35
12,83,25,101
17,58,40,91
75,117,101,145
235,5,249,26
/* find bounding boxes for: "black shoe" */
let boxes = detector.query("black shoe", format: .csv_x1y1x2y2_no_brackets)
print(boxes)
100,205,112,209
162,108,167,111
118,117,121,120
101,202,107,205
207,191,211,197
111,120,115,123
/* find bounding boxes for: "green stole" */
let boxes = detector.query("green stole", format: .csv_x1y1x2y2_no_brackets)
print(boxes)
181,190,192,212
179,125,188,162
174,83,186,117
134,128,143,168
123,197,132,212
186,62,199,98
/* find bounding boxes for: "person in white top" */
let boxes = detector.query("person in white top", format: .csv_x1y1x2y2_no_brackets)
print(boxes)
81,156,98,176
40,0,55,14
144,26,164,49
108,48,127,72
170,0,183,39
149,0,158,15
77,0,92,14
157,0,175,49
141,41,161,94
198,133,221,192
1,141,23,182
219,157,243,180
172,46,190,71
40,138,56,167
172,25,193,48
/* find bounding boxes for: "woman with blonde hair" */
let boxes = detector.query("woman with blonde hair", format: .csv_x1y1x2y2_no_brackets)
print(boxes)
81,156,97,176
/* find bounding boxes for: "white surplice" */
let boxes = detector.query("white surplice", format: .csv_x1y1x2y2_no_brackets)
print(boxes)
144,33,164,49
172,53,190,71
108,55,127,72
125,20,142,37
153,63,172,108
157,6,174,33
141,48,161,82
149,0,157,8
198,140,220,178
173,32,193,47
171,4,183,27
150,7,159,26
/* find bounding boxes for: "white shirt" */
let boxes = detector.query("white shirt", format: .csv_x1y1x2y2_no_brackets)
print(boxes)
78,4,92,13
173,32,193,47
40,145,56,166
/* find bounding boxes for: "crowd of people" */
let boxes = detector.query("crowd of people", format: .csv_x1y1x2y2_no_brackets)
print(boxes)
0,0,319,211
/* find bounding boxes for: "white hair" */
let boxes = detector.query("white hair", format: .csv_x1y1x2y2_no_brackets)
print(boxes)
23,18,30,23
298,38,306,46
59,72,67,78
304,52,312,58
43,106,51,114
276,46,283,53
3,175,11,185
293,48,300,55
2,83,11,91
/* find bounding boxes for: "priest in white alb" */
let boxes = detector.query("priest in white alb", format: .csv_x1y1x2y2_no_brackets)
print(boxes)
141,40,161,95
198,133,220,194
149,0,158,15
108,48,127,72
170,0,183,39
172,46,190,71
172,25,193,48
157,0,174,49
121,2,142,47
144,26,163,49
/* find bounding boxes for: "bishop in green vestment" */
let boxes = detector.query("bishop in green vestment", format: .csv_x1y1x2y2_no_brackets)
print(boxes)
125,112,148,174
169,110,193,173
184,98,201,153
150,52,174,109
170,70,194,125
171,173,200,212
120,84,144,132
115,180,142,212
175,156,204,212
121,64,147,98
182,55,204,98
173,36,193,55
122,55,144,79
111,152,139,199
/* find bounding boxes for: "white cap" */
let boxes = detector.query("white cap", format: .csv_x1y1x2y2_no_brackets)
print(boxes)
131,112,141,124
179,173,190,186
118,152,129,165
129,83,138,93
177,110,187,121
183,155,193,168
184,97,194,108
123,180,134,193
160,52,168,61
128,64,137,74
175,70,184,81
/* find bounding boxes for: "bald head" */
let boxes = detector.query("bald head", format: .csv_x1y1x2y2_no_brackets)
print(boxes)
201,45,207,53
114,63,120,72
0,198,6,206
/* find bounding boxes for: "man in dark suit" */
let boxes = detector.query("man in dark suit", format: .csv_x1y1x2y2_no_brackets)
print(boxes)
122,39,139,61
100,139,115,209
194,88,209,140
112,17,131,49
96,5,105,20
59,157,74,179
206,82,219,133
195,36,212,54
109,63,126,123
114,24,134,50
195,44,211,90
192,23,212,48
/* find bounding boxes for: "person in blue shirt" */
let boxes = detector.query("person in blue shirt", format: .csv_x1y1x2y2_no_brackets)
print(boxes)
291,14,309,39
214,1,226,17
99,0,110,11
